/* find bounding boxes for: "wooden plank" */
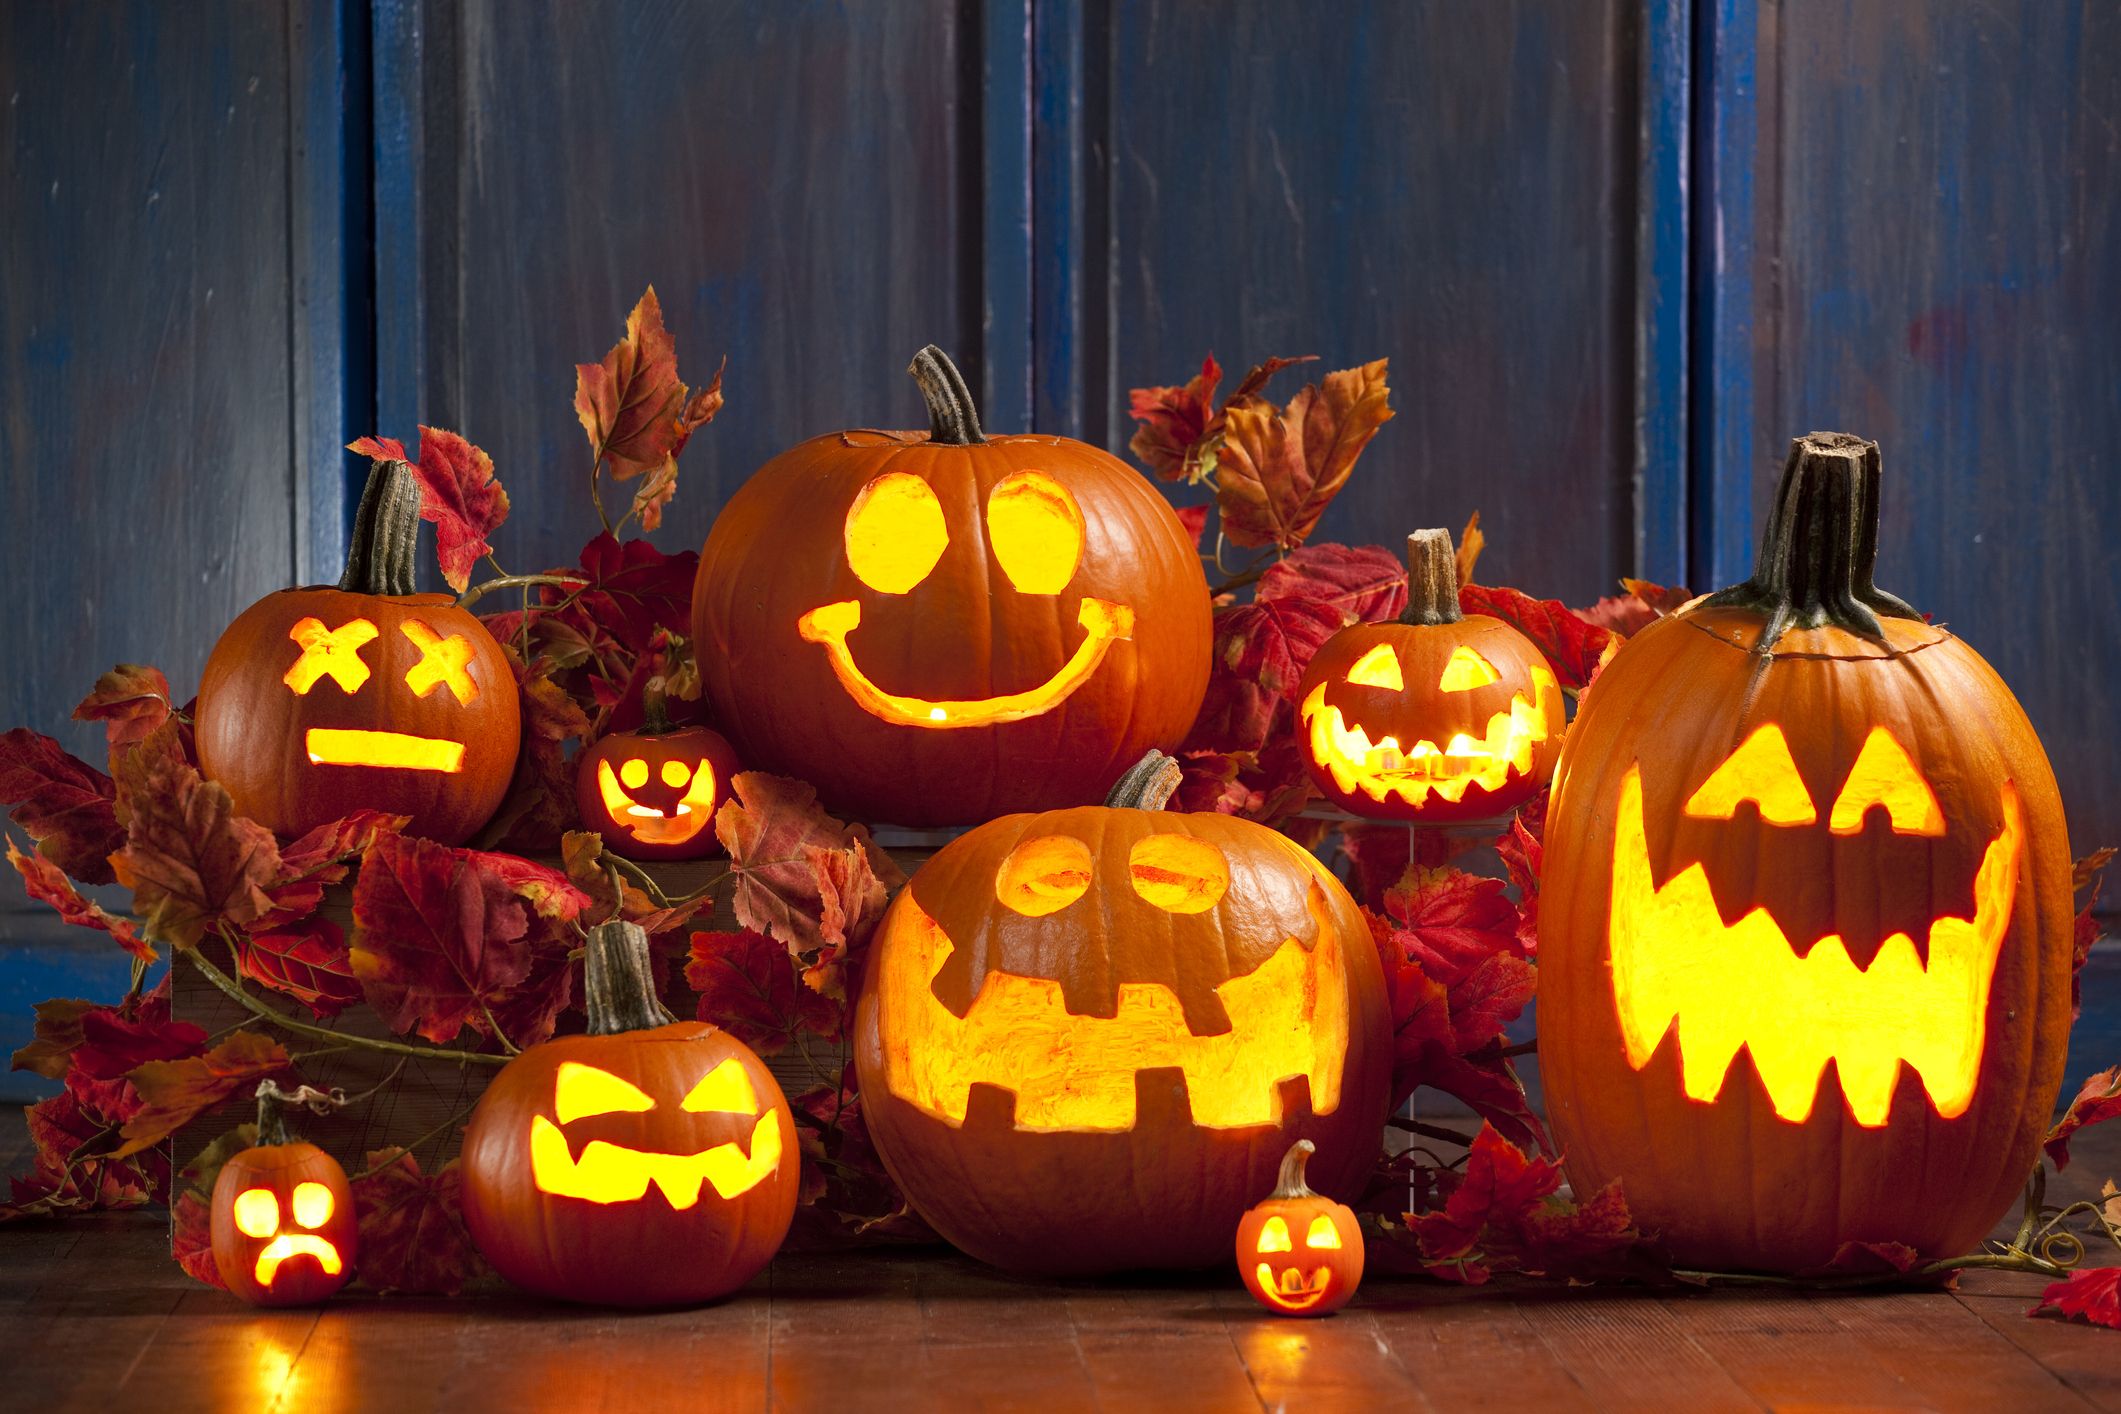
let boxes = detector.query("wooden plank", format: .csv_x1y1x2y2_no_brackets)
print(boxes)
1809,1287,2092,1412
1657,1289,1925,1409
1515,1286,1762,1411
1954,1282,2121,1413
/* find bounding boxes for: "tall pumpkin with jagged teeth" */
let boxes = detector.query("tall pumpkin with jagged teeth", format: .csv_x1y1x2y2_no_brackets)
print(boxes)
1537,431,2072,1273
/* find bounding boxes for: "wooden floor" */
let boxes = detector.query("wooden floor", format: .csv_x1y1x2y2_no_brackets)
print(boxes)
3,1110,2117,1413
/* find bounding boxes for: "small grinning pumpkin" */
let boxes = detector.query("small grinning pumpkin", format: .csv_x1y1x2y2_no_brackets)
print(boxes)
572,679,739,861
1296,528,1563,822
196,459,520,843
1235,1140,1364,1316
460,920,798,1306
210,1082,359,1307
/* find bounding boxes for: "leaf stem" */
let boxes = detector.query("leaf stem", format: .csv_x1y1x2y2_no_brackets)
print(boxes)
456,572,590,610
184,948,509,1068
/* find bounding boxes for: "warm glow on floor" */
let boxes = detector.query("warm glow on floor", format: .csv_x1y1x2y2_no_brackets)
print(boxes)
529,1108,784,1207
305,728,466,772
874,896,1347,1132
1608,765,2021,1126
797,596,1134,728
1299,664,1558,807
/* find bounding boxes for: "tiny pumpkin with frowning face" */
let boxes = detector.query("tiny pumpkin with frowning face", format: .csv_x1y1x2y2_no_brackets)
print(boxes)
1296,528,1563,823
210,1085,359,1307
1235,1140,1364,1316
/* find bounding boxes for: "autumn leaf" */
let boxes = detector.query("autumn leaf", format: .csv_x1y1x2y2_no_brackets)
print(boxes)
1255,542,1409,624
353,1149,486,1295
478,660,594,854
171,1188,226,1289
1127,354,1223,481
1408,1125,1641,1284
565,533,700,657
1801,1241,1924,1278
114,1030,290,1157
1455,511,1485,586
1459,583,1614,692
108,720,281,950
1381,866,1530,972
1215,359,1393,550
0,727,126,884
2045,1066,2121,1171
714,773,903,969
414,427,512,593
629,457,681,532
1175,503,1210,551
686,929,845,1055
7,836,152,962
8,997,96,1079
2075,849,2114,1018
72,665,173,753
1183,597,1345,758
2032,1266,2121,1329
236,920,363,1017
1573,580,1695,638
575,286,705,482
1495,787,1547,955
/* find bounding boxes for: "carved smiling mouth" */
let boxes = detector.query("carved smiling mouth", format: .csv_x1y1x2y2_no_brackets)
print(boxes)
1609,765,2023,1127
797,597,1134,728
254,1233,343,1286
594,758,717,846
528,1109,785,1209
1298,665,1558,807
1254,1265,1331,1309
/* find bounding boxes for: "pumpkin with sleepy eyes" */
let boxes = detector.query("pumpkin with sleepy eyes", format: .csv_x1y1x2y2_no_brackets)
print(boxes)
1296,528,1563,822
210,1083,359,1307
461,921,798,1306
1538,433,2073,1273
853,751,1391,1275
694,346,1212,826
1236,1140,1364,1317
196,459,521,844
573,681,739,861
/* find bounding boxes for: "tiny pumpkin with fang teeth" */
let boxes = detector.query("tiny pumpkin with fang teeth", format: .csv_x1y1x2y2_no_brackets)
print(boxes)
572,679,739,861
460,920,798,1306
1295,528,1564,822
1236,1140,1364,1316
210,1082,359,1307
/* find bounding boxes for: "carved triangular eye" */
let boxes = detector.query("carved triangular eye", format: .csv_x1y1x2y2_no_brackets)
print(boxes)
554,1062,657,1123
1683,724,1817,826
1438,646,1500,692
1829,728,1945,836
1257,1216,1293,1253
681,1058,761,1116
1345,644,1403,690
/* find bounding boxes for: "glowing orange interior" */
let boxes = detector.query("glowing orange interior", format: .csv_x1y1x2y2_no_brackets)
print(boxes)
1682,723,1816,826
531,1060,780,1207
306,728,465,773
1830,727,1945,836
1438,646,1500,691
1344,644,1403,690
844,473,948,593
1300,663,1559,808
233,1183,343,1286
994,835,1095,916
1126,835,1230,913
284,617,377,695
401,620,478,704
987,471,1083,594
595,757,717,846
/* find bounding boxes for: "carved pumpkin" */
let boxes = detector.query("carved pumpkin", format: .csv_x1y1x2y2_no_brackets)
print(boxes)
852,751,1391,1274
210,1085,358,1307
1235,1140,1364,1316
197,460,520,844
1297,528,1563,822
1538,433,2073,1272
694,347,1212,826
572,682,738,861
461,921,798,1306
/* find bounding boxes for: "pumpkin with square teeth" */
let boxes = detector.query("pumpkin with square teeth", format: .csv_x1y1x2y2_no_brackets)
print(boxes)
572,682,739,861
1296,529,1564,822
1538,432,2073,1273
693,346,1211,825
461,921,798,1305
1236,1141,1364,1316
210,1084,358,1307
852,751,1391,1274
196,459,520,843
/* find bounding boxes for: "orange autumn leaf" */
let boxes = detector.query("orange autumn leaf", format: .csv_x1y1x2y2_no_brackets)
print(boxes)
1215,358,1394,550
114,1030,291,1157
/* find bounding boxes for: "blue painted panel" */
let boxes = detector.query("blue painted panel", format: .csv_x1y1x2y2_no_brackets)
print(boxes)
0,948,165,1104
1635,0,1692,587
981,0,1035,431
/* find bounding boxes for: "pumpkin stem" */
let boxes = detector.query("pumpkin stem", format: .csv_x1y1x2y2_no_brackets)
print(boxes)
582,919,676,1036
251,1079,341,1147
908,345,988,445
1106,750,1183,811
1272,1139,1319,1199
340,458,422,596
1699,432,1921,650
641,676,673,735
1401,528,1463,626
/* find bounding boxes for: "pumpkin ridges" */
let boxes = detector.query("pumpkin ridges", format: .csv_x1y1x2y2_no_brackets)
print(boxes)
338,458,422,596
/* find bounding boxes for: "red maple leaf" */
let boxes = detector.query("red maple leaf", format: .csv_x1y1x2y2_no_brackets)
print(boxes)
1183,597,1345,757
350,428,511,593
574,286,703,481
2032,1266,2121,1329
1572,579,1694,638
1174,503,1210,551
562,532,700,659
0,727,126,884
1802,1240,1924,1278
1215,359,1394,550
2074,849,2114,1017
1255,542,1409,624
71,664,174,753
560,830,715,937
7,836,152,962
1495,789,1547,955
1458,583,1613,691
7,997,97,1079
171,1188,226,1289
352,1149,487,1295
113,1030,290,1157
1408,1125,1641,1284
1382,866,1529,972
1127,353,1223,481
714,773,903,971
108,721,281,950
686,929,845,1056
2045,1066,2121,1171
236,919,362,1017
477,661,594,854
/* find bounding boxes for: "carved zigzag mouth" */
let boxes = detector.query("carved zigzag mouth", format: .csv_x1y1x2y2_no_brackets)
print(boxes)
1298,666,1557,807
1608,765,2022,1127
528,1110,785,1208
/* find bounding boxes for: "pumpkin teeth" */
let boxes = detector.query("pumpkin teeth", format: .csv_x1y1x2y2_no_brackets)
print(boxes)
528,1109,785,1208
1609,766,2021,1128
1253,1263,1331,1307
1298,666,1558,806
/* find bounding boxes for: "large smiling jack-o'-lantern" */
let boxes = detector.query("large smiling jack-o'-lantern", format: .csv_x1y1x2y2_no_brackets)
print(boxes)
693,347,1212,826
460,921,798,1305
853,751,1391,1274
1296,527,1564,821
1538,432,2072,1273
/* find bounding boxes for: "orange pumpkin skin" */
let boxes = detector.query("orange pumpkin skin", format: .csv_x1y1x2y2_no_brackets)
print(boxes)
196,462,519,844
1537,434,2072,1273
852,754,1391,1274
460,925,798,1307
1235,1141,1365,1317
694,347,1210,826
573,725,739,861
210,1138,358,1307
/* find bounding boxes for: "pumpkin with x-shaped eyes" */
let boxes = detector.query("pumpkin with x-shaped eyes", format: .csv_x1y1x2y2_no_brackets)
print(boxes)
694,346,1211,826
1296,528,1564,821
197,459,520,843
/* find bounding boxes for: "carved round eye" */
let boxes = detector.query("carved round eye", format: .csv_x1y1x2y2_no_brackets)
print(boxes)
232,1187,280,1238
659,759,692,788
1438,646,1501,691
1304,1215,1342,1250
986,472,1083,595
995,835,1094,916
1256,1216,1293,1253
1128,835,1229,913
1345,643,1403,690
845,472,948,593
291,1181,335,1229
619,758,650,789
554,1061,658,1124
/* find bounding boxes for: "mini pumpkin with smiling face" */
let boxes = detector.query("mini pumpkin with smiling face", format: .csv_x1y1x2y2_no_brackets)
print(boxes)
694,348,1211,826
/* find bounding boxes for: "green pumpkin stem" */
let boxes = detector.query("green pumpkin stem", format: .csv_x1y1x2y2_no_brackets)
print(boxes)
1272,1139,1319,1199
340,458,422,596
908,345,988,445
1106,750,1183,811
1401,528,1463,626
1699,431,1921,650
583,920,676,1036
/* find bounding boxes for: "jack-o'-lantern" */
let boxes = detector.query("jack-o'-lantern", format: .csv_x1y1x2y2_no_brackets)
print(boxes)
1297,528,1563,822
852,751,1391,1274
197,459,520,843
694,346,1212,826
1538,432,2072,1272
461,921,798,1306
1236,1140,1364,1316
573,681,738,861
210,1083,358,1307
